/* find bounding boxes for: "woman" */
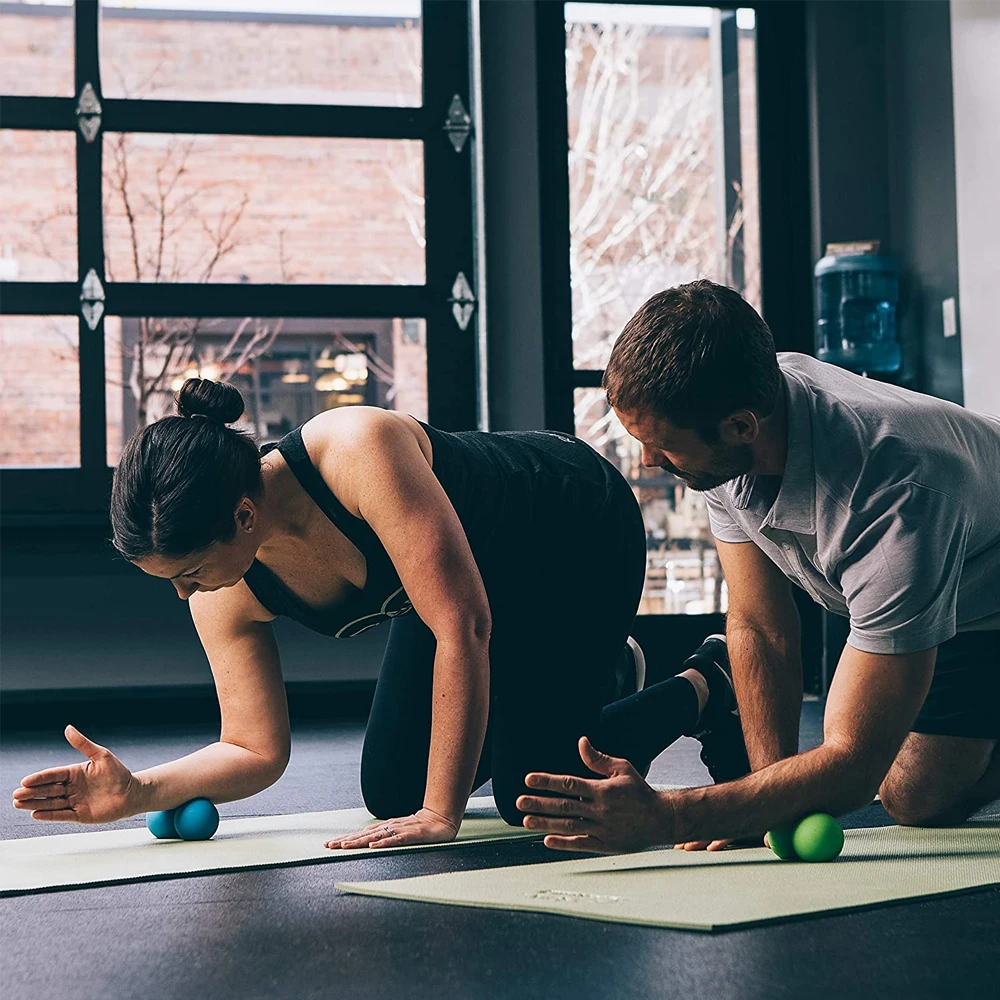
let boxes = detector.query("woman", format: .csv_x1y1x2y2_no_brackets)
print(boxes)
12,380,742,848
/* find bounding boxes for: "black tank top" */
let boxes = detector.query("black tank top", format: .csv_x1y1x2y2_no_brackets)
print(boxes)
243,421,628,638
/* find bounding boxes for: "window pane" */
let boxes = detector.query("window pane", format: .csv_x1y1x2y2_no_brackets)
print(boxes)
106,316,426,465
0,316,80,468
0,130,78,282
575,387,727,615
100,1,421,106
566,4,761,369
0,1,75,97
102,133,425,285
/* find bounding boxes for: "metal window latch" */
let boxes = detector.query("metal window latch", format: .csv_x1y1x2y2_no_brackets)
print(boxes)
443,94,471,153
80,269,105,329
448,271,476,331
76,83,102,143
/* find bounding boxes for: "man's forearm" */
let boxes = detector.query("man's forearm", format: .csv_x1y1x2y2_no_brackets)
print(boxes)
665,744,875,844
727,615,802,769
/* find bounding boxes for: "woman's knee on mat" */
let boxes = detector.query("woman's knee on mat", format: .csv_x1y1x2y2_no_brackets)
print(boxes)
360,767,424,821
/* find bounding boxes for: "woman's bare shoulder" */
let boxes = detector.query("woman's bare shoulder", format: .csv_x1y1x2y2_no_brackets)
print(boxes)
298,408,432,508
302,406,417,447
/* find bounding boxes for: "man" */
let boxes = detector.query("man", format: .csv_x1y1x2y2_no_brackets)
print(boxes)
517,279,1000,854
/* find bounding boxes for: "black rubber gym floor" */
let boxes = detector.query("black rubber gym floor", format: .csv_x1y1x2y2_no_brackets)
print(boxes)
2,702,997,1000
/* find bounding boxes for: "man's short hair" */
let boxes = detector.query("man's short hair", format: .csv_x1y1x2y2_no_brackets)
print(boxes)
603,279,782,438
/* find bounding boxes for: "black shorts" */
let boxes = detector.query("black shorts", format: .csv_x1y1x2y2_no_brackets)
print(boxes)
910,629,1000,739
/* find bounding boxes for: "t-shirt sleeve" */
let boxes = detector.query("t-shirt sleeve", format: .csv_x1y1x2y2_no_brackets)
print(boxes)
702,489,752,543
836,484,971,655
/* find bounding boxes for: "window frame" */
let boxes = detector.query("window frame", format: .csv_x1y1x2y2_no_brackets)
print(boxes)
535,0,814,430
1,0,479,523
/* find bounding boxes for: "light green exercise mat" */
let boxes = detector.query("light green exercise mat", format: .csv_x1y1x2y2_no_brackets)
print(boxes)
338,821,1000,931
0,797,536,897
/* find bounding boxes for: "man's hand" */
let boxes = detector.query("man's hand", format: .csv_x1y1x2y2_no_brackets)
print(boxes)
515,737,671,854
673,835,765,852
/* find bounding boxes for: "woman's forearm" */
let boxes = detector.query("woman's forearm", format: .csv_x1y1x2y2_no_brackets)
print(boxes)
422,634,491,826
132,742,287,814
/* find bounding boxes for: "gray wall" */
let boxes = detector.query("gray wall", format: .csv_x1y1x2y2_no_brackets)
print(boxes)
949,0,1000,416
807,0,962,401
885,0,963,404
0,528,385,692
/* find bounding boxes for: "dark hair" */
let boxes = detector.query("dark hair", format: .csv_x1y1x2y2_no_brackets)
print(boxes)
111,379,263,561
603,280,782,439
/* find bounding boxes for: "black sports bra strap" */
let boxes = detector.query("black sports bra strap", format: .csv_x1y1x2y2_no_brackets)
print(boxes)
274,427,373,551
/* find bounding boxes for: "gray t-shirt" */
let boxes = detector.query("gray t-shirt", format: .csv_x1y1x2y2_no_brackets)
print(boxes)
704,353,1000,655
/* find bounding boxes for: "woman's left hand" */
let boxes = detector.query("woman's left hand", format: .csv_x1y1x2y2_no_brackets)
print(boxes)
325,807,459,850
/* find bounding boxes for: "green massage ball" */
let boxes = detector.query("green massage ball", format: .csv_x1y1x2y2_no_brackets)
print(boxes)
766,825,798,860
791,813,844,862
146,809,178,840
173,798,220,841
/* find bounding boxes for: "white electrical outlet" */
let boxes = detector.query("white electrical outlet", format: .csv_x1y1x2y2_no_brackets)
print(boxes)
942,297,958,338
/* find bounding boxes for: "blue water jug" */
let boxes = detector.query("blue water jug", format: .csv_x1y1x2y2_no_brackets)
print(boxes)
814,253,900,374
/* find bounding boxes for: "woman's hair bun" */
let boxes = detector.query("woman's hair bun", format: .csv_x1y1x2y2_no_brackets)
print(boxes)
176,378,246,424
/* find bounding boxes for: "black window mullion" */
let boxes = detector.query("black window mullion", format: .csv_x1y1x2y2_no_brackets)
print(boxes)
0,283,79,314
569,369,603,390
0,96,75,130
75,0,107,472
0,100,423,140
422,1,477,431
100,99,423,140
536,0,575,433
755,0,813,352
103,283,431,319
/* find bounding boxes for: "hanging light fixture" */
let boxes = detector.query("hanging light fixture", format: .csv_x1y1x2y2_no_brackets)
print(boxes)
314,373,350,392
281,359,310,384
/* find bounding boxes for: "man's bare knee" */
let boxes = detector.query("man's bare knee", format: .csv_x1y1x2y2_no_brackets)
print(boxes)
880,732,995,827
882,795,973,827
880,776,977,827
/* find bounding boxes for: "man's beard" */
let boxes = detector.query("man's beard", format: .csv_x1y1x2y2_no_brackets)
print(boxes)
674,442,754,492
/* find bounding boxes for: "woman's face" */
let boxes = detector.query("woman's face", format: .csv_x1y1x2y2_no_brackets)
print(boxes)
135,502,260,600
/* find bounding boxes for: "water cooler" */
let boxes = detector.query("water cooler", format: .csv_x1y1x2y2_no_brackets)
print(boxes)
814,248,901,376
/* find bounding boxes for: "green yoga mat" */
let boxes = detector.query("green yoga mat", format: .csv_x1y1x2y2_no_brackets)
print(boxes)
338,820,1000,931
0,797,536,897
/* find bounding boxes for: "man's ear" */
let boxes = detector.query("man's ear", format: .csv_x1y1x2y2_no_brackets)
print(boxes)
719,409,760,444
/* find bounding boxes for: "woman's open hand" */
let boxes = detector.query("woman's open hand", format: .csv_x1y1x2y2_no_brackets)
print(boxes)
325,806,459,850
11,725,140,824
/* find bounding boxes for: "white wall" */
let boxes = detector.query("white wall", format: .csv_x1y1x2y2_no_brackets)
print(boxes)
951,0,1000,416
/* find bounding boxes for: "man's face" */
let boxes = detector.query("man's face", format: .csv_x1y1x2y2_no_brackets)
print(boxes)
614,407,755,492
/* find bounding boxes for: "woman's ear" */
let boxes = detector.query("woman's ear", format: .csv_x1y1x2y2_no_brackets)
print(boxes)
235,498,256,533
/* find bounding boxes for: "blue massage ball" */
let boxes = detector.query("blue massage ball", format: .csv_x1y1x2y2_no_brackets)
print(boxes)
146,809,178,840
173,798,220,841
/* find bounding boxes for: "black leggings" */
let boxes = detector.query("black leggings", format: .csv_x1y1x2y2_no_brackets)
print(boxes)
360,482,702,826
